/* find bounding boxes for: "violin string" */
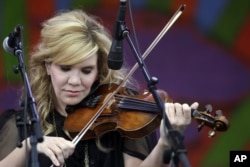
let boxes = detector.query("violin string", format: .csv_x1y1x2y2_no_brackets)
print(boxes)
115,94,158,108
72,94,115,144
114,94,160,113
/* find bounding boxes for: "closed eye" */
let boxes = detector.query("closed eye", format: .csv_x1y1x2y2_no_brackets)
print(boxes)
82,67,94,74
59,65,95,74
60,65,71,72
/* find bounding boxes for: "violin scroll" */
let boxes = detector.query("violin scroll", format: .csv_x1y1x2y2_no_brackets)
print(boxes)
192,104,229,137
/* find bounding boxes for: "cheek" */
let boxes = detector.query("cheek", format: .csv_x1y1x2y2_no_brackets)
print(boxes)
83,70,98,86
82,75,97,89
50,73,66,91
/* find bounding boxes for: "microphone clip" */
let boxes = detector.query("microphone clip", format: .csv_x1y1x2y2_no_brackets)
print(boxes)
3,25,23,54
113,1,128,41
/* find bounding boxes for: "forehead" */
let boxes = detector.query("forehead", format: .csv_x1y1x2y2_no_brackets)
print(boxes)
66,53,98,67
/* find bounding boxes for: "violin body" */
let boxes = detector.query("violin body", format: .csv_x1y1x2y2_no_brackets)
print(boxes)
64,84,166,140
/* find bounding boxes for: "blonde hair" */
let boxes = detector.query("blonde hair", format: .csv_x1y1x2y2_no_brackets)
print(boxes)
28,10,132,135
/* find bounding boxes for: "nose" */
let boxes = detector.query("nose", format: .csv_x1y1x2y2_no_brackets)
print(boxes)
68,72,81,85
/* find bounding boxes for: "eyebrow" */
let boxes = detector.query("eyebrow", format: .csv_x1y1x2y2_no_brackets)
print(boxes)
82,65,96,69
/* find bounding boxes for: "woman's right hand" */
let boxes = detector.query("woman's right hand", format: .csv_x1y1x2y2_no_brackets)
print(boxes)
35,136,75,166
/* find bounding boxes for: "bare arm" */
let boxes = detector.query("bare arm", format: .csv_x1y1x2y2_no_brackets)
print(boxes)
0,139,30,167
123,102,199,167
124,139,169,167
0,136,75,167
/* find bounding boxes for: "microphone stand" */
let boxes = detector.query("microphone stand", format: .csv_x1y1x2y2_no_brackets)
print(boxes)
116,7,191,167
9,25,44,167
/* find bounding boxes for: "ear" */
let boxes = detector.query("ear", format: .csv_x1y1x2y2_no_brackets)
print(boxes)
45,62,51,75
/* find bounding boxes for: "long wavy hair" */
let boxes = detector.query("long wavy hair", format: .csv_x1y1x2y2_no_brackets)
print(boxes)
28,9,136,135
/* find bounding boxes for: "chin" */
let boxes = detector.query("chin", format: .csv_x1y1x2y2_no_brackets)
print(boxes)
65,99,82,106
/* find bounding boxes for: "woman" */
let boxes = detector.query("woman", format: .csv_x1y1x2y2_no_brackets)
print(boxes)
0,9,198,167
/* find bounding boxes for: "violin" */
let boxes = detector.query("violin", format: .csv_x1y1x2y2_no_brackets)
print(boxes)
63,4,230,144
63,84,229,145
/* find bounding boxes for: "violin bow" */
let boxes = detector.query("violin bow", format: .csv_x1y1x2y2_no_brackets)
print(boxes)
121,4,186,86
70,4,186,146
70,3,185,145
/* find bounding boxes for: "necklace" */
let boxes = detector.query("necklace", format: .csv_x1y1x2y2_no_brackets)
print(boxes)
52,111,58,136
84,143,89,167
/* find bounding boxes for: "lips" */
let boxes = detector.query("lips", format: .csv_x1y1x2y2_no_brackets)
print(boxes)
65,90,82,96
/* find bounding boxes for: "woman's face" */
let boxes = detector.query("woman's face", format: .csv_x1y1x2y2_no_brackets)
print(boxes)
46,54,98,113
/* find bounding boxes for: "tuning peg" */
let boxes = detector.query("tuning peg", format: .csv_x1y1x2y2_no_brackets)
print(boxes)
207,110,228,137
197,121,205,131
205,104,213,113
215,110,223,116
208,128,216,137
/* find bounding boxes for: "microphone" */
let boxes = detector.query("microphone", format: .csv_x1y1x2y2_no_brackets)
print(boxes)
108,0,127,70
2,25,22,53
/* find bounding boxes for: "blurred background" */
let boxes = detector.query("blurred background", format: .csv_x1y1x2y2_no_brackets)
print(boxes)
0,0,249,166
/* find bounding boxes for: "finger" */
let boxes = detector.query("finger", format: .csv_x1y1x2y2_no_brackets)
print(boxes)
37,140,62,166
182,103,191,125
182,103,191,119
174,103,183,118
44,148,60,166
56,138,75,159
49,145,65,166
165,103,175,120
174,103,190,126
57,144,69,159
191,102,199,110
173,103,184,126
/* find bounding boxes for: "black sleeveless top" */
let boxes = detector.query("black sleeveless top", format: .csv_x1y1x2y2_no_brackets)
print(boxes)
0,109,158,167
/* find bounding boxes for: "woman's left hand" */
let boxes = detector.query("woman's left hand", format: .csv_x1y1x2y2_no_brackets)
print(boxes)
159,102,199,147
